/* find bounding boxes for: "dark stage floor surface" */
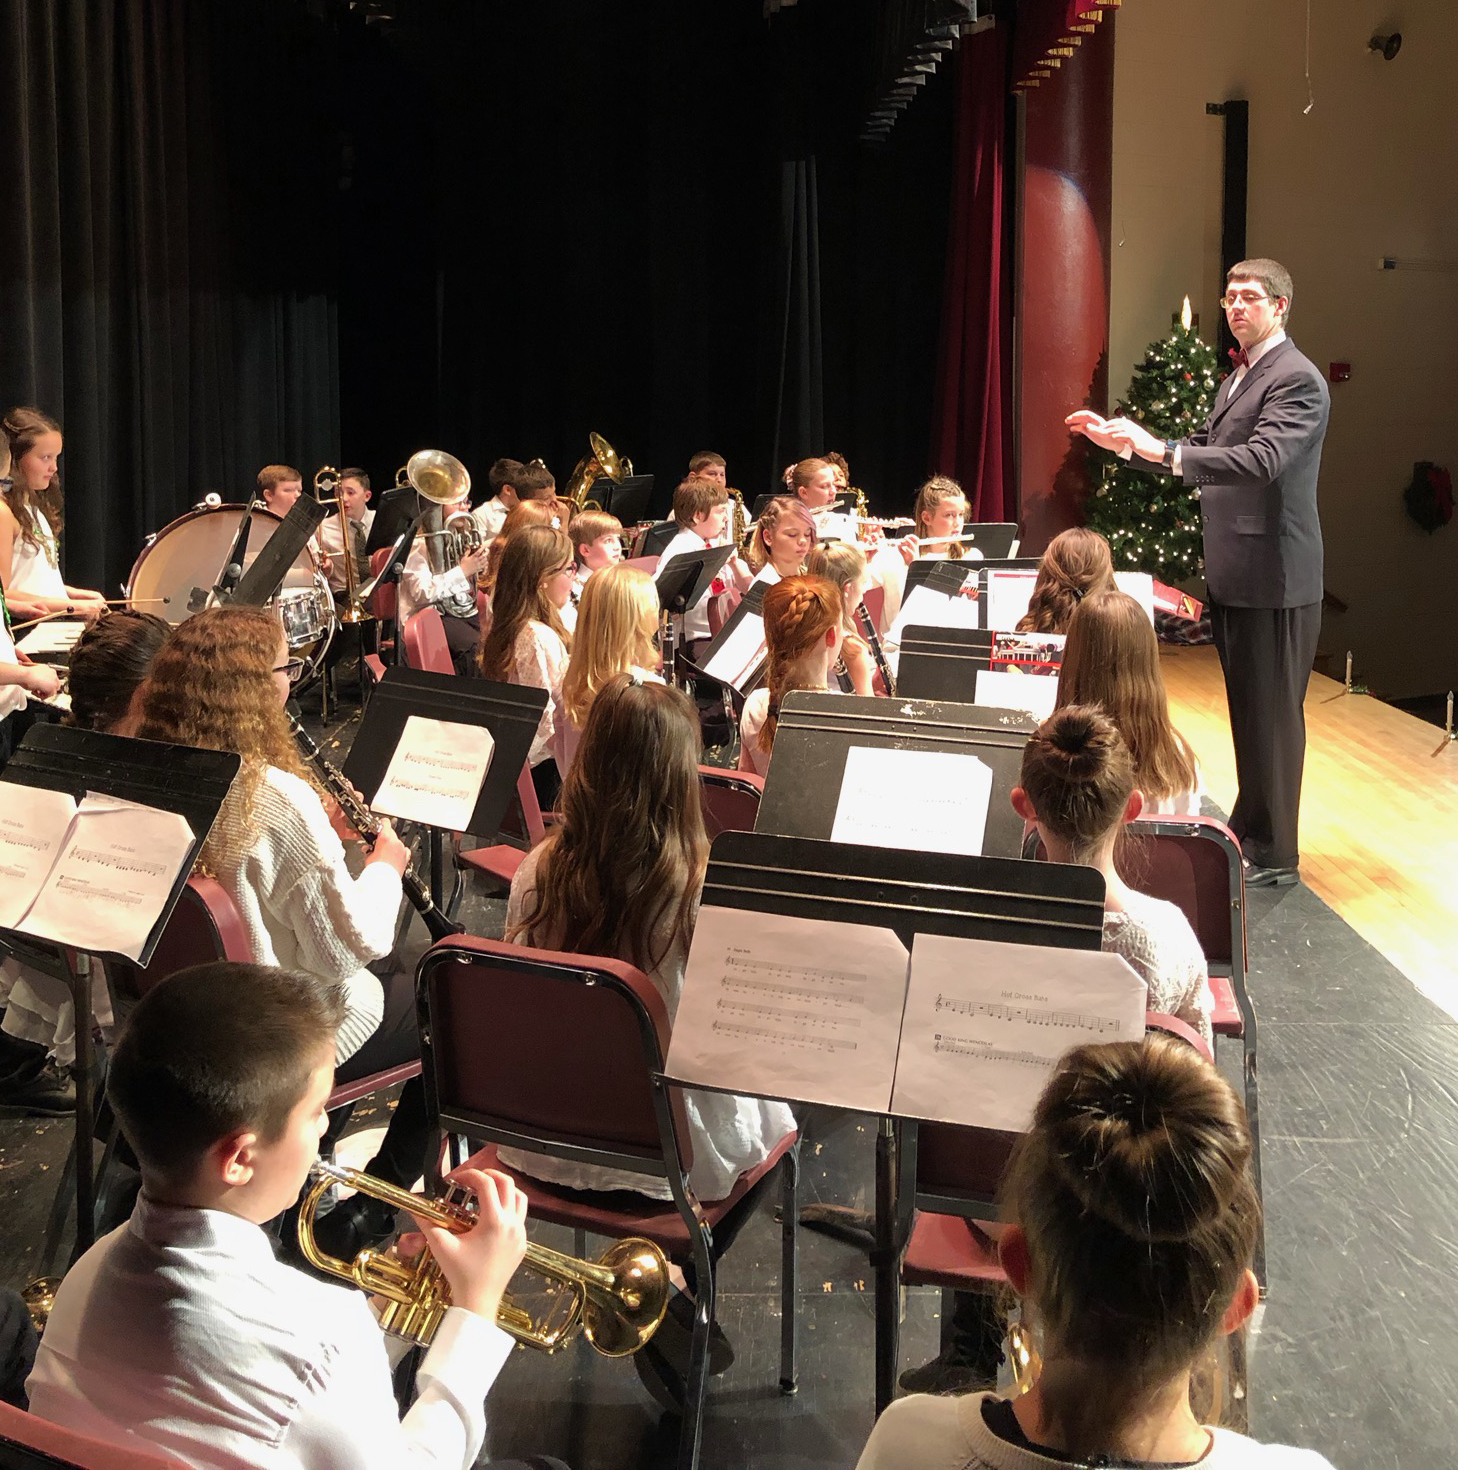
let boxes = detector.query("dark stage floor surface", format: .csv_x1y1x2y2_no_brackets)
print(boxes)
2,703,1452,1470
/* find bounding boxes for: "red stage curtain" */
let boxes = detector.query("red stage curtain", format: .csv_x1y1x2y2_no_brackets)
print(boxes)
930,27,1013,521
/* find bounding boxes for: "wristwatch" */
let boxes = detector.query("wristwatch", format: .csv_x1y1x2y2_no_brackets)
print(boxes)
1160,440,1177,472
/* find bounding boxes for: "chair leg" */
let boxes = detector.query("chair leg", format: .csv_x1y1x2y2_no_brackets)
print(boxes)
675,1222,715,1470
779,1145,799,1394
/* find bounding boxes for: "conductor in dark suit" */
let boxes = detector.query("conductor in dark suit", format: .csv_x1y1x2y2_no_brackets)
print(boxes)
1067,259,1329,887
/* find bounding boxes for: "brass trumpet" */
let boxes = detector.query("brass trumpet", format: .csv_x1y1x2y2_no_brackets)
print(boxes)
298,1161,670,1355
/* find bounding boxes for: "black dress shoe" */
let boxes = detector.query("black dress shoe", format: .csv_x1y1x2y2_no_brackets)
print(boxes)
0,1061,76,1118
304,1192,400,1264
1244,862,1299,889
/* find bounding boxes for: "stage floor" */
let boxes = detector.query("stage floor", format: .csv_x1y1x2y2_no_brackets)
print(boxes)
1162,643,1458,1017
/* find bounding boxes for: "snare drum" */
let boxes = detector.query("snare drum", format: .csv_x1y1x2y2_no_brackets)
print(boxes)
126,503,336,685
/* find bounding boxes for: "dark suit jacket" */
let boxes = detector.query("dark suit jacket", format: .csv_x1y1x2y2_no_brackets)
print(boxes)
1171,337,1329,608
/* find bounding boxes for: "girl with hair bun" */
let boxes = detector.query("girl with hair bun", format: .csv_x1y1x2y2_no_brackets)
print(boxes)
0,407,107,622
738,574,843,777
1016,526,1117,635
1014,705,1212,1042
858,1033,1335,1470
1058,587,1202,815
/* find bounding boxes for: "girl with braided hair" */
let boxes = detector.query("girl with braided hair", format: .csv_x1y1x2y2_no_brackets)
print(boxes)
737,575,843,777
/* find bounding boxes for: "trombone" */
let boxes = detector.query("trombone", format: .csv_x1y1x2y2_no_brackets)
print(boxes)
313,466,371,626
298,1161,670,1355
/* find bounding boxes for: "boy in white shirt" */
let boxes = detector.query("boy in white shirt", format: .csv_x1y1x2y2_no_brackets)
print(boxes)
472,457,525,541
399,487,488,674
28,960,554,1470
564,508,624,632
687,449,727,486
315,467,375,597
257,463,333,581
654,477,750,653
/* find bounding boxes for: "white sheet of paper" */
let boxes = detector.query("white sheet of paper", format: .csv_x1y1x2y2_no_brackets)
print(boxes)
665,906,911,1114
887,584,980,645
703,613,767,691
0,785,79,929
891,933,1148,1132
831,745,992,857
16,620,87,657
372,715,495,832
1114,571,1156,624
974,668,1059,722
983,570,1039,632
21,794,195,961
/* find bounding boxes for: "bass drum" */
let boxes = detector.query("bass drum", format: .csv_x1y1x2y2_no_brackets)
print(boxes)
126,503,335,686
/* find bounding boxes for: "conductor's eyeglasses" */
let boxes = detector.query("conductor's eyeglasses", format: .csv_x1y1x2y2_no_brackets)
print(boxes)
1220,290,1271,308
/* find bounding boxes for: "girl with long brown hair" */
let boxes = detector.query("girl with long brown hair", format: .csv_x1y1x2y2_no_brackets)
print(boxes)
1058,588,1201,814
738,575,843,777
0,408,107,622
806,541,876,696
558,564,662,772
745,495,816,585
858,1034,1332,1470
503,673,795,1205
1015,526,1117,634
477,523,575,808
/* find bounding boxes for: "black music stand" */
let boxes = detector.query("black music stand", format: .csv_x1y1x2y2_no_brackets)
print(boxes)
357,520,423,667
367,486,421,555
963,522,1020,559
695,828,1103,1413
0,725,239,1260
896,628,996,702
654,544,734,689
593,474,655,527
692,580,769,694
756,690,1037,859
229,496,330,608
904,556,982,599
341,666,546,910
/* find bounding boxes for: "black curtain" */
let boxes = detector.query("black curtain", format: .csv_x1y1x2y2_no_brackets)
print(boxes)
0,0,342,595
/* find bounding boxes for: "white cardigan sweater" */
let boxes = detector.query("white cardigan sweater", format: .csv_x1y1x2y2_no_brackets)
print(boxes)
207,765,403,1062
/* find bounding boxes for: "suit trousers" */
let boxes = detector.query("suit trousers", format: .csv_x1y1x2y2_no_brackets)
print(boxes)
1209,600,1321,870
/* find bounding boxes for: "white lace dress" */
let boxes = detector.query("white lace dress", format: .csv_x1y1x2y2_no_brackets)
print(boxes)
1102,888,1214,1045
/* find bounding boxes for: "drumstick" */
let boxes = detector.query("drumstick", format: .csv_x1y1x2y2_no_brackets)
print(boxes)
9,597,171,632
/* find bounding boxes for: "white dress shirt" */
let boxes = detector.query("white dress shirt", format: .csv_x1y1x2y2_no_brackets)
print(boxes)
398,541,477,623
28,1195,514,1470
472,497,510,540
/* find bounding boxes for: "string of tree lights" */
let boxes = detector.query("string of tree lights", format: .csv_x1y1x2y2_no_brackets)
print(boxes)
1085,297,1220,585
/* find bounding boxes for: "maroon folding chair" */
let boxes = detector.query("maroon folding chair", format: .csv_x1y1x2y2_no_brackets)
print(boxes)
362,546,398,690
697,765,764,839
416,936,800,1470
884,1014,1213,1407
401,606,453,673
0,1402,187,1470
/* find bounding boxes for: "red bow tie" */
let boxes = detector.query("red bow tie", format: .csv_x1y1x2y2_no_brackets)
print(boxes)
1228,346,1250,370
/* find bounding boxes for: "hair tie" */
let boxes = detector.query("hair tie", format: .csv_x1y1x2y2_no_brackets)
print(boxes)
1072,586,1085,601
767,699,781,719
628,669,644,688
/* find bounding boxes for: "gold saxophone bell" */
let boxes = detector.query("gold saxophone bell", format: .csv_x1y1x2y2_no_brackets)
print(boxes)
563,432,631,516
297,1162,670,1355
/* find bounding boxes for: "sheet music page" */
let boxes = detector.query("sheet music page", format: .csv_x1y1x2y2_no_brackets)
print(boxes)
703,613,767,690
887,584,980,645
372,715,495,832
1114,571,1156,624
0,785,79,929
21,794,195,962
983,570,1039,632
974,668,1059,722
16,620,87,657
831,745,993,857
665,906,911,1113
891,933,1148,1132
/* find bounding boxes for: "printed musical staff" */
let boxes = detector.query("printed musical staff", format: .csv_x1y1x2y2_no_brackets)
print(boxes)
933,994,1124,1035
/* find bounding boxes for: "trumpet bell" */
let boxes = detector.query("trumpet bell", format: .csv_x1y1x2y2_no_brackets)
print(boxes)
407,449,471,506
579,1238,671,1357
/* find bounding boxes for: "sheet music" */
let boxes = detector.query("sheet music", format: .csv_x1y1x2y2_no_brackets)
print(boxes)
831,745,993,857
891,933,1147,1132
887,584,980,645
0,785,79,929
665,906,911,1113
702,612,767,690
16,620,87,657
974,668,1059,722
983,570,1039,632
372,715,495,832
21,794,195,962
1114,571,1156,624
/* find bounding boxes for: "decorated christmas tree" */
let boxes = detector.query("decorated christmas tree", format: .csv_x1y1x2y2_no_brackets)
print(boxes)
1085,297,1221,585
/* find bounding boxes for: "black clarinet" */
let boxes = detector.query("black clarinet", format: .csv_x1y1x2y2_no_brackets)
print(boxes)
287,712,464,942
855,600,896,697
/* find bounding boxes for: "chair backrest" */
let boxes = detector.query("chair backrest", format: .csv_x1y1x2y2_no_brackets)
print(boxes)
706,588,736,638
0,1401,187,1469
698,765,764,838
402,606,454,674
417,936,694,1175
108,878,251,1013
516,760,548,844
861,582,886,633
623,555,659,576
368,547,398,622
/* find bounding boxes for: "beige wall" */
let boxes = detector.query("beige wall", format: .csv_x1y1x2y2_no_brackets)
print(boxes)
1110,0,1458,700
